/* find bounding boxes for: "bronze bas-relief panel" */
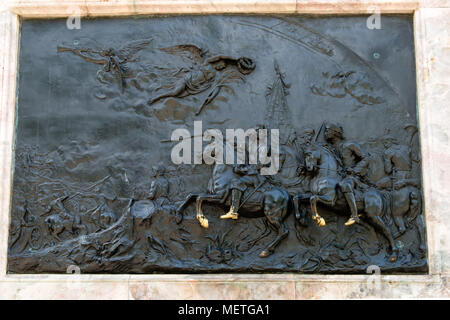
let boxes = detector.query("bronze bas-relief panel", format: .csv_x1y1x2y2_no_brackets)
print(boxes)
8,15,426,273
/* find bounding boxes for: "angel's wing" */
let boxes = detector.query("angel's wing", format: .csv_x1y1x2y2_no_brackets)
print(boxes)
58,37,105,56
57,38,110,65
158,44,207,64
118,38,153,61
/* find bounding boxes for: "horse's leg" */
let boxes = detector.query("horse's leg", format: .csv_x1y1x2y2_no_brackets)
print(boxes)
415,215,427,257
310,194,334,227
364,193,398,262
393,216,406,238
243,219,272,251
366,214,398,262
409,188,427,257
260,191,289,258
175,193,200,224
392,189,410,238
260,216,288,258
293,195,301,219
293,194,309,227
195,193,227,229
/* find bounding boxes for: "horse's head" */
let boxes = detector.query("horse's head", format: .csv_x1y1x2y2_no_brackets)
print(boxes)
304,145,321,173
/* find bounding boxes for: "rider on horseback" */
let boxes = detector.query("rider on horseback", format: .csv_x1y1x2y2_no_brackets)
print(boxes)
220,127,267,220
324,123,370,226
220,162,264,220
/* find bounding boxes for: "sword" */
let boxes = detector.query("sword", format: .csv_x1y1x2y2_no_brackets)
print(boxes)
237,178,267,210
314,121,325,142
196,85,222,115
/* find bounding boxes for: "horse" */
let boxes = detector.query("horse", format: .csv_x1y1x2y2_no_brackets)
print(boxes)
300,144,399,262
176,163,290,258
377,179,426,257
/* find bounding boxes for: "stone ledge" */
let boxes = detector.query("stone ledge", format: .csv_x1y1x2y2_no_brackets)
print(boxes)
296,1,419,14
0,275,447,299
4,1,450,18
1,273,443,283
5,0,434,18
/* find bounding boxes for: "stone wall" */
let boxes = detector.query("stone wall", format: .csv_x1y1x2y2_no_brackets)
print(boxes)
0,0,449,299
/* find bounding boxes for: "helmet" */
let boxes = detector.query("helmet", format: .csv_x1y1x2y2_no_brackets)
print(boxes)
325,122,344,140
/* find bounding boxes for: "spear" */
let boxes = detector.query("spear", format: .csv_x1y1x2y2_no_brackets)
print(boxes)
63,175,111,202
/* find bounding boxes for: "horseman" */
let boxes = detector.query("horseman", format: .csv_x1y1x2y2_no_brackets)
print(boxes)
378,134,419,190
297,127,316,182
220,139,265,220
323,122,370,226
220,162,264,221
375,134,423,240
275,130,305,191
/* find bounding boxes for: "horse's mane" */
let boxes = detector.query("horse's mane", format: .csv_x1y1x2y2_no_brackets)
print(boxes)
307,143,341,171
316,144,337,160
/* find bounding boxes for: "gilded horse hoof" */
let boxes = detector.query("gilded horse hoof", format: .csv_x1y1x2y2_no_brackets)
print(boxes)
313,215,326,227
259,250,273,258
389,248,399,262
197,214,209,229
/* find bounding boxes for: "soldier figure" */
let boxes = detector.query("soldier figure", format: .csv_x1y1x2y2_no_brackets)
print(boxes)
298,127,315,146
324,123,370,226
148,55,255,107
43,194,70,217
381,135,419,189
148,166,170,205
43,193,84,240
9,201,40,252
276,131,304,189
220,139,264,221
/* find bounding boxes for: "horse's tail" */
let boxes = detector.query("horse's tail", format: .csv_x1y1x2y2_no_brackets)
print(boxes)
406,189,421,223
381,190,393,226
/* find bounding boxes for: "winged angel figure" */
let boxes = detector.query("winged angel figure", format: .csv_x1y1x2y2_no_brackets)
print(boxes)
57,38,153,93
148,44,255,115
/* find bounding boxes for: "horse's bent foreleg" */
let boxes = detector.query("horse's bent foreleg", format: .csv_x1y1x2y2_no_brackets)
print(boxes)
195,193,227,229
310,195,334,227
293,194,309,227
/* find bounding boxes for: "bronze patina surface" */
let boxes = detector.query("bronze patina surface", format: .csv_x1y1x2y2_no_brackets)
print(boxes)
8,15,426,273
